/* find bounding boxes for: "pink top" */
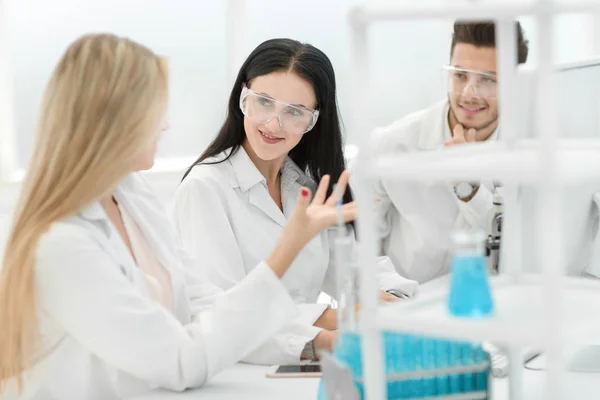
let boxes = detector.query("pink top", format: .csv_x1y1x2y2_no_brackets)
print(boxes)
119,203,174,312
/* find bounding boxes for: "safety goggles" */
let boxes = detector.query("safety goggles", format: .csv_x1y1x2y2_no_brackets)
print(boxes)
239,86,320,135
442,65,498,99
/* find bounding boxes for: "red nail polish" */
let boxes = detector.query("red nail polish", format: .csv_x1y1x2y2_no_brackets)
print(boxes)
301,188,309,197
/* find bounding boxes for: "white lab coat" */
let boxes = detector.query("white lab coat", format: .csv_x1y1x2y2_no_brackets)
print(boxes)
371,100,497,283
3,173,298,400
171,146,419,365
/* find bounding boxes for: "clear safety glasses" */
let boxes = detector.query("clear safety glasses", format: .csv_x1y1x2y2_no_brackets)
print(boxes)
442,65,498,99
239,86,320,135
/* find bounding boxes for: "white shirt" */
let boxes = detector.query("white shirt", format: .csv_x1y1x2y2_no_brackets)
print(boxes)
371,100,497,283
171,146,419,365
3,173,297,400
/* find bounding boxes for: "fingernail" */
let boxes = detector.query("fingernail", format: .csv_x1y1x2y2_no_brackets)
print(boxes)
301,188,309,197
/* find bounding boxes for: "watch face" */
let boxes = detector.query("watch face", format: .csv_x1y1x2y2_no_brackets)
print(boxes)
456,182,473,198
386,289,409,299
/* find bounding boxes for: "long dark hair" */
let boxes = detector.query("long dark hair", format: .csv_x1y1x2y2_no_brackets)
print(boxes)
182,38,352,205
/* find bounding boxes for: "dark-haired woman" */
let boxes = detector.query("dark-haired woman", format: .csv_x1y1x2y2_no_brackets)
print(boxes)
172,38,418,365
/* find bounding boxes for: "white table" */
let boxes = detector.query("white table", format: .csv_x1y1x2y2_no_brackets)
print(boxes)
129,276,600,399
128,363,320,400
128,362,600,400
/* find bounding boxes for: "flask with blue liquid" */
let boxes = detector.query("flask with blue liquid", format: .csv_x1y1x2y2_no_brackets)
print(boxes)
319,228,494,399
448,229,494,317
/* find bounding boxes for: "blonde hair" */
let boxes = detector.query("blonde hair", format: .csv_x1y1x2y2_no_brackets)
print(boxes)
0,33,168,392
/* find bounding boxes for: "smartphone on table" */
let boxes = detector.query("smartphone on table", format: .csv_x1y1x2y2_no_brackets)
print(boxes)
265,362,322,378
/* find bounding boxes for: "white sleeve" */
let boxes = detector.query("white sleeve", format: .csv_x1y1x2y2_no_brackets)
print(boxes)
363,123,418,253
35,225,298,391
323,228,419,299
175,236,225,316
372,255,420,297
373,177,395,248
172,173,325,364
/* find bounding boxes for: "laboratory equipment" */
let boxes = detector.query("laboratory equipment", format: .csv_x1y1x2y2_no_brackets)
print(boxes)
486,186,504,274
333,183,358,332
347,1,600,399
318,331,491,399
448,229,494,317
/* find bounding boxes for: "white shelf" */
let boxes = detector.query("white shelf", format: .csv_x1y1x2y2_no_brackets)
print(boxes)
349,1,600,24
371,140,600,184
376,275,600,346
347,1,600,398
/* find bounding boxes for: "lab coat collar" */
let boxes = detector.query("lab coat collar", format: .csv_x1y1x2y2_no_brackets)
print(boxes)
228,146,312,228
229,146,286,227
228,145,313,191
77,176,151,258
77,174,150,221
76,173,191,323
228,146,267,193
76,184,144,304
78,199,113,238
77,174,155,229
79,201,108,222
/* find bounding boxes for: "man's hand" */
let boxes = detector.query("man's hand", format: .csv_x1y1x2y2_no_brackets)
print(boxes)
354,290,404,316
444,124,476,147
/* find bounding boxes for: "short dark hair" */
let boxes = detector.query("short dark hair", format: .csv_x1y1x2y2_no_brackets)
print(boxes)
450,21,529,64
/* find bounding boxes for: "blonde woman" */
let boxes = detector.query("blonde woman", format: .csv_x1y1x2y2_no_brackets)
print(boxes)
0,34,355,400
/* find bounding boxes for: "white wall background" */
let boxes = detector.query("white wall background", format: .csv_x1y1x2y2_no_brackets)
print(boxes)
1,0,599,257
4,0,599,166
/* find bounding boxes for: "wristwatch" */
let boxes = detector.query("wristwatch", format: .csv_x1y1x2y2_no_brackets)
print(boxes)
386,289,409,299
454,181,480,201
301,340,317,361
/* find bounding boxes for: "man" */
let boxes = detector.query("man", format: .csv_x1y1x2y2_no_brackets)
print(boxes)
372,21,529,283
